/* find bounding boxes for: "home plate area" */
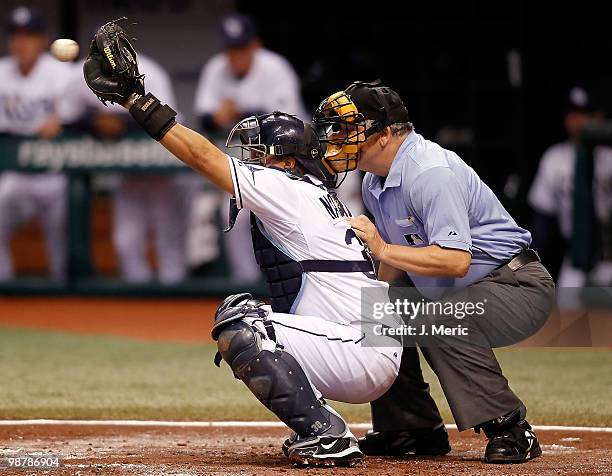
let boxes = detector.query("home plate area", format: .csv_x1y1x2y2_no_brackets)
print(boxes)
1,423,610,475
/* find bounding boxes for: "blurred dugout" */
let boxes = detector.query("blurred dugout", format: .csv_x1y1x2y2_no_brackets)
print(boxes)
0,6,71,281
61,52,201,284
0,6,364,288
529,86,612,287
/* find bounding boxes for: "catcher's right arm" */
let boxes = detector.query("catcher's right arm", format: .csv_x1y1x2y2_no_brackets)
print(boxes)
82,19,233,193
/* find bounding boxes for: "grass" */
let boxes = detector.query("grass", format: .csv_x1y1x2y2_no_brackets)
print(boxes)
0,328,610,426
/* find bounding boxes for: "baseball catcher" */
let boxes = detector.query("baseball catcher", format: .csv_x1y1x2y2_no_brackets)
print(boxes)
83,20,405,467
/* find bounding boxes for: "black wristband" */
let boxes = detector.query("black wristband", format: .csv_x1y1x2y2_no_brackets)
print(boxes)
129,93,177,141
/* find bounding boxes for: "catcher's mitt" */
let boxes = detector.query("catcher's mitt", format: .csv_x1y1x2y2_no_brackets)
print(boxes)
83,18,145,105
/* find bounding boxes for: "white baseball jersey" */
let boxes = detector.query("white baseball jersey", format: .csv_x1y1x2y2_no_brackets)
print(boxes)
0,53,71,135
195,48,306,120
528,141,612,238
228,156,387,327
0,53,71,281
228,156,401,404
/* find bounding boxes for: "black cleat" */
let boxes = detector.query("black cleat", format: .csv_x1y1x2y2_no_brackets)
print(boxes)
282,432,297,458
286,430,364,467
358,424,451,456
484,419,541,464
476,408,541,464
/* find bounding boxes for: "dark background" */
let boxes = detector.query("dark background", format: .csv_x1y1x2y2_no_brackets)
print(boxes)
239,1,612,206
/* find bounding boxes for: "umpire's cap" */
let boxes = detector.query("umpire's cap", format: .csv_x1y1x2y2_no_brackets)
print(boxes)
6,6,46,34
344,80,410,132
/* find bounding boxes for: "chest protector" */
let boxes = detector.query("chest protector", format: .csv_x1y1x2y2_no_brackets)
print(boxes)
250,213,305,313
226,185,375,314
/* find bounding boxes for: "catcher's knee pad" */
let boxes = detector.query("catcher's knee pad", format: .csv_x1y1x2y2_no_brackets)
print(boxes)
216,321,263,375
211,293,268,341
216,321,343,438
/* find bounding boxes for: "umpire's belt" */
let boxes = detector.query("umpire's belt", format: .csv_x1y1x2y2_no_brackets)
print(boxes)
503,248,540,272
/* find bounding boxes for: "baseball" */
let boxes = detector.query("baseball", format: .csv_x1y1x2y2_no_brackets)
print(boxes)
50,38,80,62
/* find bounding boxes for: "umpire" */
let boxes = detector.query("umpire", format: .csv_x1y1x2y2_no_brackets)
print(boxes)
314,82,555,464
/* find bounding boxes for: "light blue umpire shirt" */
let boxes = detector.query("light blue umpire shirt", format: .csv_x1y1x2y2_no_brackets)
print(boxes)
362,131,532,296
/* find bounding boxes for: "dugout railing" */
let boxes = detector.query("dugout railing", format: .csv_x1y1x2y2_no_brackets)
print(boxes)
0,131,266,296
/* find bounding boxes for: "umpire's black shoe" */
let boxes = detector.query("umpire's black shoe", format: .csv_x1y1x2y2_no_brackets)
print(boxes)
483,419,541,464
476,408,541,464
358,424,451,456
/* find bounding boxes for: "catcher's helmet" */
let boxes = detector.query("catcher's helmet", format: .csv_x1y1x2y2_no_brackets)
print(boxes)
313,80,409,172
226,111,337,186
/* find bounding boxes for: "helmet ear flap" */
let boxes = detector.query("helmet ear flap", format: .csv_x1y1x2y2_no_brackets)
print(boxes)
297,122,338,185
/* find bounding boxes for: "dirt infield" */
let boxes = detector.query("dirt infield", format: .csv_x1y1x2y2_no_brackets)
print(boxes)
1,297,611,474
0,424,610,475
0,297,220,342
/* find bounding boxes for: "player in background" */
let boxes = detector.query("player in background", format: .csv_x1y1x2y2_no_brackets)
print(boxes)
194,13,306,133
194,13,309,283
83,22,402,467
0,6,72,281
529,86,612,286
62,53,198,284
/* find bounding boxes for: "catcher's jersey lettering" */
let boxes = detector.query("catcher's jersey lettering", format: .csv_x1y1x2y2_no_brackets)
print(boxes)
319,194,350,220
228,156,386,326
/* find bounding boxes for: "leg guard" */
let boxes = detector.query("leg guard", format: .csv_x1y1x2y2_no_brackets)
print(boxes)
217,320,345,438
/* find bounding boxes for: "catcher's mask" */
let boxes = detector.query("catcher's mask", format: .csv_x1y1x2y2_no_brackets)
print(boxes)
313,80,410,171
226,111,337,186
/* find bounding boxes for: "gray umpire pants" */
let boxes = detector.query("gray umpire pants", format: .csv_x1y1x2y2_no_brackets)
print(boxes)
371,261,555,432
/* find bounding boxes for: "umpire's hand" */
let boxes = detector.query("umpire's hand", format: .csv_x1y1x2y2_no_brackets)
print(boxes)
347,215,388,259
